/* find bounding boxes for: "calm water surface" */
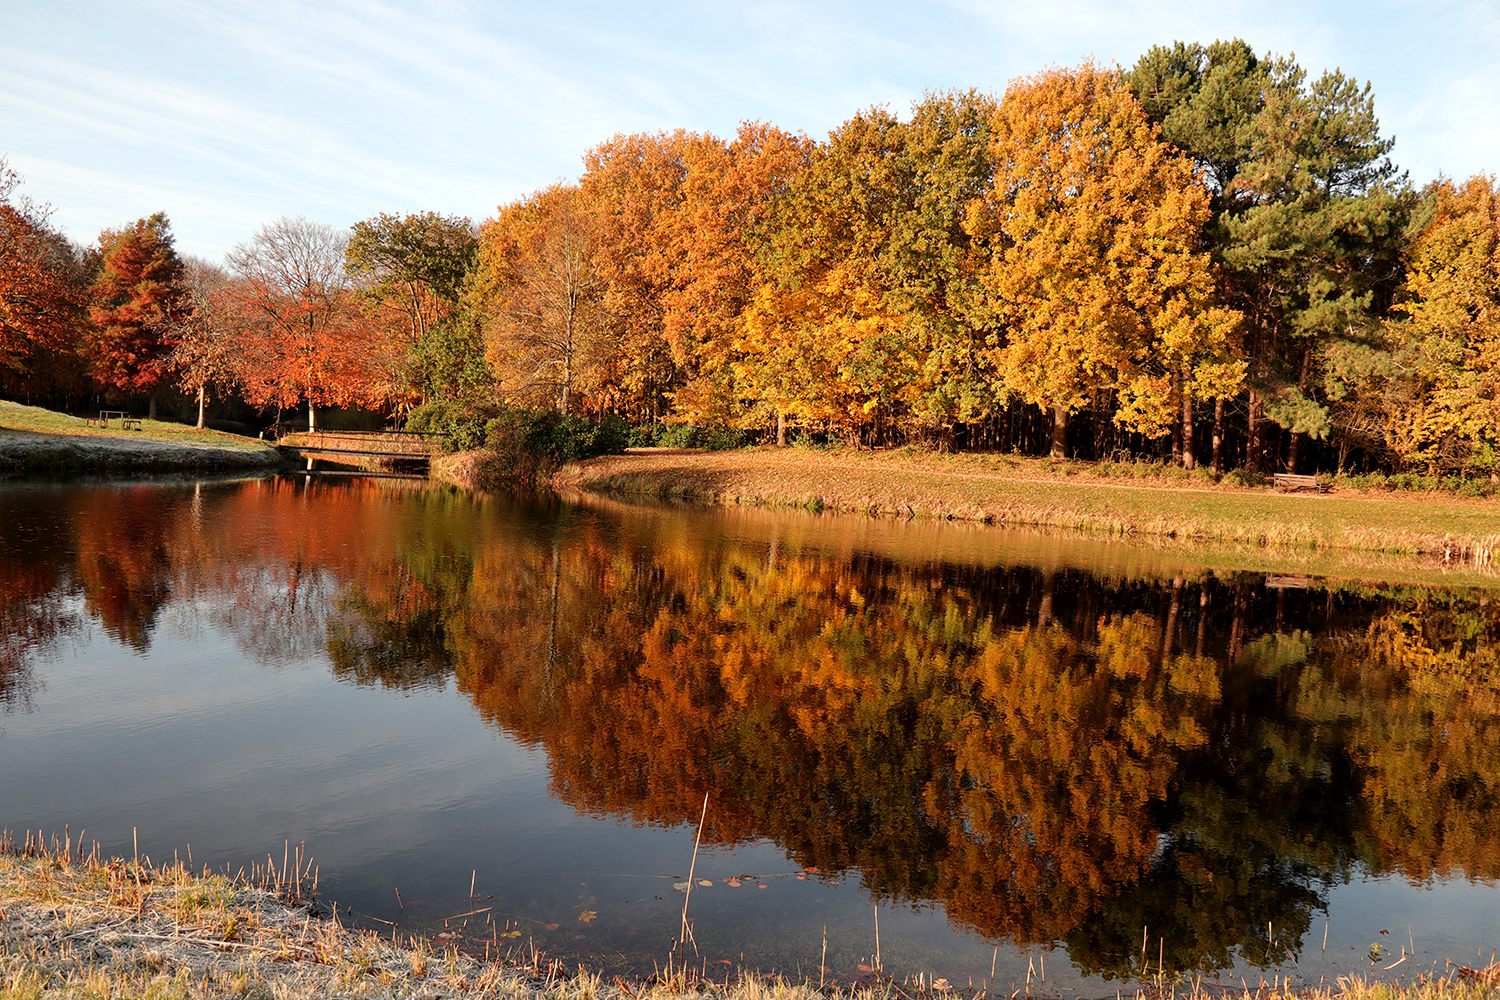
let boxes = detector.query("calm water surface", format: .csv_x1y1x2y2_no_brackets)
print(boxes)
2,475,1499,991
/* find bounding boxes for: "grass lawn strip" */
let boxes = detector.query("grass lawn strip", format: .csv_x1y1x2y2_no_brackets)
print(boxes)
556,449,1500,561
0,400,279,472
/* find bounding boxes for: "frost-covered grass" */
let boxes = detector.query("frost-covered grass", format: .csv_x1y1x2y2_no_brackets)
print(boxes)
4,836,1496,1000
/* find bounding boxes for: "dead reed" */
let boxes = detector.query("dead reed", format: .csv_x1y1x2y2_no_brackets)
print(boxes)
4,829,1497,1000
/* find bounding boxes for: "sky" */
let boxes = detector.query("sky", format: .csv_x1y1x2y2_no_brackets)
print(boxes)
3,0,1498,261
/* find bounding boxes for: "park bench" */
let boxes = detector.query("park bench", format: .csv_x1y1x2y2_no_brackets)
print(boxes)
1272,473,1327,492
120,417,142,430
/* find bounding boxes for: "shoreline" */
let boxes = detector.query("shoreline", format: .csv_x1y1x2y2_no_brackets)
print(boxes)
551,447,1500,564
4,839,1496,1000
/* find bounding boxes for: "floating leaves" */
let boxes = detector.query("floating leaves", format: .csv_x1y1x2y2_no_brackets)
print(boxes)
578,910,597,924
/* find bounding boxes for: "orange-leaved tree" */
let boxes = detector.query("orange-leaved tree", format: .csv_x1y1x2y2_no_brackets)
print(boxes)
0,158,86,384
967,62,1242,458
225,216,382,429
580,124,813,424
85,212,191,418
471,184,614,415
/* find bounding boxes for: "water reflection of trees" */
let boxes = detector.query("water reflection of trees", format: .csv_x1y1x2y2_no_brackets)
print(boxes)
4,479,1500,977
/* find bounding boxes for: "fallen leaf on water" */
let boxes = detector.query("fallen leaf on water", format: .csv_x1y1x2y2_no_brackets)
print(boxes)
857,964,873,973
579,910,597,924
673,882,691,892
803,867,818,873
796,875,806,880
727,879,742,887
545,923,560,931
932,979,951,991
698,880,713,887
758,884,768,889
502,930,521,938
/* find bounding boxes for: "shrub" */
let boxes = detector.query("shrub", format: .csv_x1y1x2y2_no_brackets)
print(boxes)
484,409,628,486
628,422,747,450
405,399,496,453
1220,468,1266,488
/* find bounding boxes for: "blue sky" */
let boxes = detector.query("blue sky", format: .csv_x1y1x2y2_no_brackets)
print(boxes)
4,0,1497,261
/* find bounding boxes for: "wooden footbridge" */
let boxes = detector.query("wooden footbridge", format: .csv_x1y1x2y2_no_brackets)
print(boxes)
275,429,445,478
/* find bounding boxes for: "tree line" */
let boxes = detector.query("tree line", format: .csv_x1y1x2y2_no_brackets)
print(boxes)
3,38,1498,475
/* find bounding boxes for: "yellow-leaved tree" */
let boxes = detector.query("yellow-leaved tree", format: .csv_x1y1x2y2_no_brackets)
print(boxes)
1385,176,1500,474
968,62,1242,459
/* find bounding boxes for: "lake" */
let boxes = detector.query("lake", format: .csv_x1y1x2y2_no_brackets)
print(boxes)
2,474,1498,992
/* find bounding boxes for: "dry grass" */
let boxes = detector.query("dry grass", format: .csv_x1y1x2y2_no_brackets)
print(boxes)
3,834,1496,1000
554,448,1500,564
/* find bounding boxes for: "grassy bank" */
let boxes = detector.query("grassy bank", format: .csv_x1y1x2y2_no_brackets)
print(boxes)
3,838,1496,1000
554,448,1500,562
0,400,280,474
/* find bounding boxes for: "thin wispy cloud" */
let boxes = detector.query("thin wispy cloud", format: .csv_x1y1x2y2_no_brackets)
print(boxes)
3,0,1494,259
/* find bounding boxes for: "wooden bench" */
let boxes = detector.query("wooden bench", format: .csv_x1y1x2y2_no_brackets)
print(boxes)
120,417,142,430
1273,473,1327,492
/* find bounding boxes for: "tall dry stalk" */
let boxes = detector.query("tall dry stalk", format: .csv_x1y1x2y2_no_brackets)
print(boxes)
678,792,710,952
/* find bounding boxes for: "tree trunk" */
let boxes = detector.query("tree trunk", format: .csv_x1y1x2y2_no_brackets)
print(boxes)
1092,393,1109,460
1037,571,1055,626
1049,403,1067,459
1181,392,1195,470
196,385,207,429
308,400,317,432
1212,398,1225,475
776,411,787,447
1247,390,1263,474
148,394,158,421
1171,375,1183,467
1163,577,1184,658
1287,432,1302,474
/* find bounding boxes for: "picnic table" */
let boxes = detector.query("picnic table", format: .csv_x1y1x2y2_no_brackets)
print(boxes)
87,411,142,429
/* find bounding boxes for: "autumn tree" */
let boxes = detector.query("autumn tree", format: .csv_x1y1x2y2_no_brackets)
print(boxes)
471,185,613,415
345,212,480,411
969,62,1241,459
1131,42,1410,473
580,124,812,426
1381,176,1500,473
0,157,86,388
225,216,381,429
167,257,243,428
579,130,709,417
724,94,998,445
85,212,191,419
346,211,476,340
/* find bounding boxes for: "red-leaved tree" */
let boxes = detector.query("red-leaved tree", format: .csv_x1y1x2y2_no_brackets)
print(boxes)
86,212,190,417
225,216,382,429
1,158,85,384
